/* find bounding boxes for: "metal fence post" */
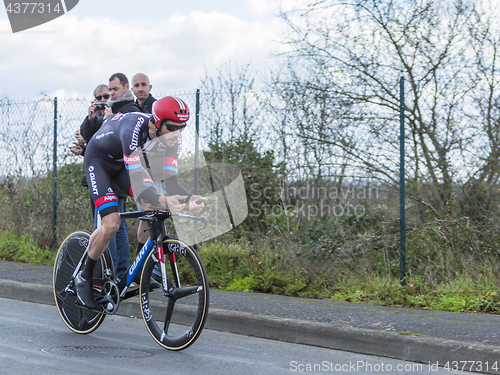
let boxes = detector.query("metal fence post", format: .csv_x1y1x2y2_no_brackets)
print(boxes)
51,97,58,249
399,77,406,286
195,89,200,195
193,89,200,246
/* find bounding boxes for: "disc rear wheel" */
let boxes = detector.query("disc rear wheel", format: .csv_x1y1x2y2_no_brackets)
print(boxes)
53,230,112,334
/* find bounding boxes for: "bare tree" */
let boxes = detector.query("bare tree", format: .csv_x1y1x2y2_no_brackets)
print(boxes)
277,0,499,210
200,61,258,148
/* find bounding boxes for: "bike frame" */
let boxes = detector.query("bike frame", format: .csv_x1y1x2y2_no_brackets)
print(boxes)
117,209,171,298
117,209,206,299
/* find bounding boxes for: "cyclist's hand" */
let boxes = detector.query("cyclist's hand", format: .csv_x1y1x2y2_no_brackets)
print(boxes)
189,195,206,213
160,195,188,214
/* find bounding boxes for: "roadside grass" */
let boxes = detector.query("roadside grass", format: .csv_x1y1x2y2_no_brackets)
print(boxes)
199,239,500,314
327,275,500,313
0,232,55,265
2,161,500,314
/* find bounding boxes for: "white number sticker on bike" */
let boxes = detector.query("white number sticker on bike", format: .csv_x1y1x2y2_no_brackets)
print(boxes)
167,242,187,256
141,293,152,321
78,236,89,248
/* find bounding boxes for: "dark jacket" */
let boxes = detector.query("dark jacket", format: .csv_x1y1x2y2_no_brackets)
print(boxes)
108,90,141,114
80,112,104,147
135,94,156,114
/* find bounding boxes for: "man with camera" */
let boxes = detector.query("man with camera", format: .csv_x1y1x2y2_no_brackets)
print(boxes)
80,84,109,145
69,84,109,157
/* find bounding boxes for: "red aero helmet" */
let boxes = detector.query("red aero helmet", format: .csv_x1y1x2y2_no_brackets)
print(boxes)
151,96,190,130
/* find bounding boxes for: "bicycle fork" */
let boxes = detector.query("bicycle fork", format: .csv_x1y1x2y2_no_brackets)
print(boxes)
156,234,181,294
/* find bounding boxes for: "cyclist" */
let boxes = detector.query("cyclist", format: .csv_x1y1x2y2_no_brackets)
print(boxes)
76,96,205,309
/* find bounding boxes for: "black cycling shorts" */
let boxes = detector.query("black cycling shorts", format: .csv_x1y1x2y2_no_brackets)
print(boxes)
84,141,132,219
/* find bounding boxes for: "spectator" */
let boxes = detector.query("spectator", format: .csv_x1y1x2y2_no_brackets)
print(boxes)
103,72,141,120
132,73,156,114
69,84,109,159
98,73,149,278
131,73,162,267
80,84,109,144
131,73,162,197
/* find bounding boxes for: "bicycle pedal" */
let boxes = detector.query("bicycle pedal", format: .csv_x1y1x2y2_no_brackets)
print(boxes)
123,288,140,299
74,299,102,312
94,299,118,314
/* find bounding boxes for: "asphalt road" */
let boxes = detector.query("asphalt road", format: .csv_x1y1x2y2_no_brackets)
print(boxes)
0,298,477,375
3,260,500,374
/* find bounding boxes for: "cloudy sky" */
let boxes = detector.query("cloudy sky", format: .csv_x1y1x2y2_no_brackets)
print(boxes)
0,0,293,99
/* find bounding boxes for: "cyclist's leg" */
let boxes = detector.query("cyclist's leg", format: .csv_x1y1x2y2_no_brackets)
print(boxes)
78,152,121,308
131,175,156,255
114,196,130,278
76,212,120,307
134,195,164,285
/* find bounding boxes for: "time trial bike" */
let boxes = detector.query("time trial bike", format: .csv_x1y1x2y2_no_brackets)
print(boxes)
52,207,209,351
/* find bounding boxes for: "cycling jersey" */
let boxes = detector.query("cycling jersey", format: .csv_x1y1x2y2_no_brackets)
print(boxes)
83,112,188,218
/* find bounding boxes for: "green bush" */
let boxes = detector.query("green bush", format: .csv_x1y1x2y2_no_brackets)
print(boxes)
0,162,93,249
0,231,54,264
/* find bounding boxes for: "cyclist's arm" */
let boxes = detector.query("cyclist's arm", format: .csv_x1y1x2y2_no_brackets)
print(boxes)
121,114,162,205
162,150,191,198
164,174,190,197
124,151,161,206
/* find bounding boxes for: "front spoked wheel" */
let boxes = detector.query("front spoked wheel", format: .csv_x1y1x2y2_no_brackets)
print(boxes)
53,230,112,334
140,238,209,351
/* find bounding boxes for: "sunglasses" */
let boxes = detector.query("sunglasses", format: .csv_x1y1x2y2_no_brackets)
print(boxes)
165,124,187,132
95,94,110,101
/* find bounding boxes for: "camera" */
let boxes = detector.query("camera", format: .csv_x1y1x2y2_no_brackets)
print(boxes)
94,103,107,111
